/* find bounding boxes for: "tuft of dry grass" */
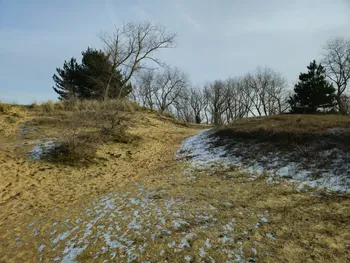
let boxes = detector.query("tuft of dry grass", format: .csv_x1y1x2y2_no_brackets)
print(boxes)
0,101,10,113
29,101,39,110
40,100,55,113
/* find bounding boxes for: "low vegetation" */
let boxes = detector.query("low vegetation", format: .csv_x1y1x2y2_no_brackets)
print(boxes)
28,99,138,165
0,101,10,113
218,114,350,145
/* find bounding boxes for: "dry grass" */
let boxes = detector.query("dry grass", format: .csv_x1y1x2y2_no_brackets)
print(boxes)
30,99,142,114
19,99,185,165
7,158,348,262
139,164,350,263
31,100,136,165
0,101,10,113
0,106,349,262
227,114,350,134
39,100,55,113
216,114,350,151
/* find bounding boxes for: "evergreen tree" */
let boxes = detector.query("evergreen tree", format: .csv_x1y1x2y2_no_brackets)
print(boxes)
52,58,84,100
53,48,132,100
289,60,336,113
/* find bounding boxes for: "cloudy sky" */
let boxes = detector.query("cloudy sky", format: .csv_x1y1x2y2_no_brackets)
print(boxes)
0,0,349,104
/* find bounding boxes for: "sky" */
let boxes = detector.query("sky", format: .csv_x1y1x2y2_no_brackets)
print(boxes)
0,0,349,104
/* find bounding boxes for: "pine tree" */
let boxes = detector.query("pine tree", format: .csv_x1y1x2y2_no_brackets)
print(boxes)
52,58,84,100
289,60,336,113
53,48,132,100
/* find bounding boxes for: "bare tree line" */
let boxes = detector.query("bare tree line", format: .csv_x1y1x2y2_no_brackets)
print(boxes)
130,35,350,122
96,21,350,119
131,66,291,125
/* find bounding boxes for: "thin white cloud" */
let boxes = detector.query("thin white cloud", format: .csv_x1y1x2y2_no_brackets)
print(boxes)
130,3,153,22
183,13,202,32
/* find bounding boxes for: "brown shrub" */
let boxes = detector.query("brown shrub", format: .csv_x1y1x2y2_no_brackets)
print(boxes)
49,132,98,165
40,99,134,165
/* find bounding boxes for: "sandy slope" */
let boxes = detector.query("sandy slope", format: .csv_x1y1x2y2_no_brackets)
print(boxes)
0,111,198,261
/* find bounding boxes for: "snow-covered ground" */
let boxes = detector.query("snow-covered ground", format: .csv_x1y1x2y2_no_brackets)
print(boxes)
176,129,350,194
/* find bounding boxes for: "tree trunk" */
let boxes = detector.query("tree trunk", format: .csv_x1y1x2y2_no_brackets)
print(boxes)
337,94,346,114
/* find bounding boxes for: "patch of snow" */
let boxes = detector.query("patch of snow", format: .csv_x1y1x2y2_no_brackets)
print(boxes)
266,232,276,240
178,238,190,250
260,217,269,223
221,236,233,243
168,241,176,248
176,129,350,194
205,238,211,249
37,244,45,253
60,243,89,263
184,255,192,262
327,127,350,135
184,233,197,240
28,140,57,160
52,226,79,244
251,247,257,255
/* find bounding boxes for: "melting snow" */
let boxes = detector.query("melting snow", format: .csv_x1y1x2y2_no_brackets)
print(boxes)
176,129,350,193
28,140,57,160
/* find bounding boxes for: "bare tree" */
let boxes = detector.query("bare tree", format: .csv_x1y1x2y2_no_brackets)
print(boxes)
133,70,156,109
262,69,289,114
243,67,288,116
100,21,177,100
204,80,229,125
243,73,263,116
224,78,250,122
172,89,193,122
153,67,189,113
188,87,205,123
323,37,350,113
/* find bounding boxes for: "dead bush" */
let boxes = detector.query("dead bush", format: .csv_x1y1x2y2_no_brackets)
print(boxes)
42,100,134,165
93,101,131,143
50,132,98,165
46,112,98,164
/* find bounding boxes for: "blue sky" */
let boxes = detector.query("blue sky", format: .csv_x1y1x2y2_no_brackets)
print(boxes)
0,0,349,104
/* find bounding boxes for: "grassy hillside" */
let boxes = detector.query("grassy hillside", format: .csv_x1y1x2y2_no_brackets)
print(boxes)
226,114,350,132
0,104,349,263
214,114,350,151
